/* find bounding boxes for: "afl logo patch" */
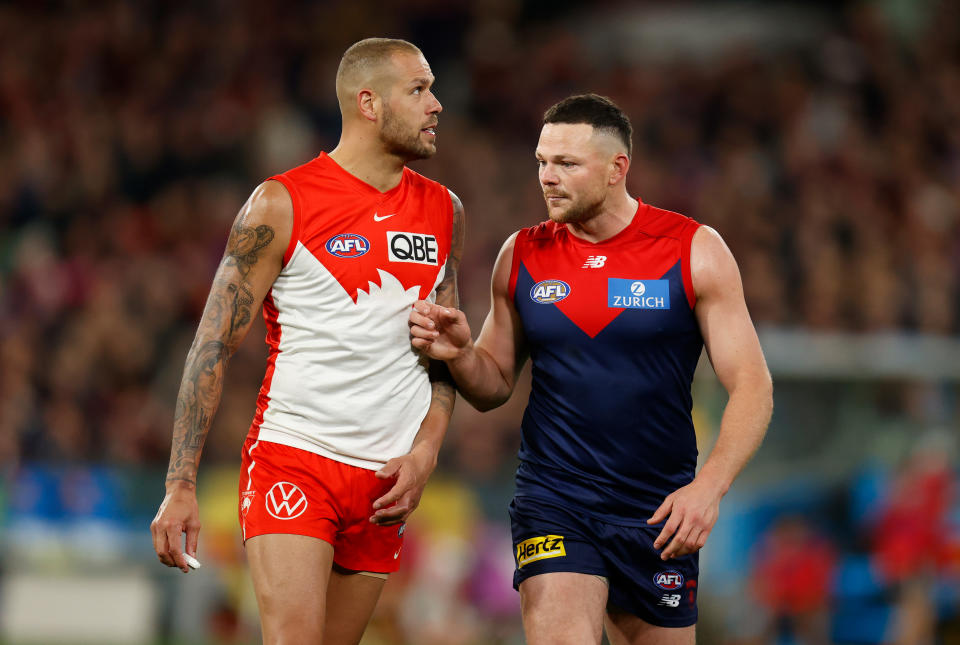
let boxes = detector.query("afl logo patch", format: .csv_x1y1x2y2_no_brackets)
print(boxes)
530,279,570,304
653,570,684,590
325,233,370,258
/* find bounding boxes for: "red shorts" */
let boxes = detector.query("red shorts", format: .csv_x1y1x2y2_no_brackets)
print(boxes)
238,438,405,573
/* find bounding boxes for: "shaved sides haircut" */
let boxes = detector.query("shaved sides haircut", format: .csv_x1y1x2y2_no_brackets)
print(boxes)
336,38,423,113
544,94,633,158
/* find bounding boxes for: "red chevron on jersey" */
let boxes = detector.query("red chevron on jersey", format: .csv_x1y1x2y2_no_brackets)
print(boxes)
276,153,451,304
510,202,699,339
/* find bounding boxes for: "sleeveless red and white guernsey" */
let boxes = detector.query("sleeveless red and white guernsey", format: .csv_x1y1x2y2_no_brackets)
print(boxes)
246,152,453,470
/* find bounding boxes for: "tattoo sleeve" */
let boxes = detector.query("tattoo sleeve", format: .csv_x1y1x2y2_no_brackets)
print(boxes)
422,190,465,422
165,220,275,487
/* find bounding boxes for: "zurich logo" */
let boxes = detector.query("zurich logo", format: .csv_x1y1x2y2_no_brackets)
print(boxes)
630,281,646,296
653,570,684,590
325,233,370,258
530,279,570,304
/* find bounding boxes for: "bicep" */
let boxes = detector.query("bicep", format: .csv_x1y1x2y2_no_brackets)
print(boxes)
475,232,527,380
692,227,769,392
196,180,293,351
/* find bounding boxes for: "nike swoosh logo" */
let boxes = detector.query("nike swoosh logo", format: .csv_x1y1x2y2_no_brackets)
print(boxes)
373,213,397,222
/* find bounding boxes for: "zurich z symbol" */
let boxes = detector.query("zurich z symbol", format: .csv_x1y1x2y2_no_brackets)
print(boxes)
326,233,370,258
530,279,570,304
265,482,308,520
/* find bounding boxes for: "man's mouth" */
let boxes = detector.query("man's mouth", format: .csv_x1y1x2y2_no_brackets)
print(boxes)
422,125,437,136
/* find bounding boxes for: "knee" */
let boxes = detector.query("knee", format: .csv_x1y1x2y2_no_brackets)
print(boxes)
257,588,324,644
523,605,599,645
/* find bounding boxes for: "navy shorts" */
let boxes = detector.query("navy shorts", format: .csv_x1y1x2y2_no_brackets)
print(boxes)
509,495,698,628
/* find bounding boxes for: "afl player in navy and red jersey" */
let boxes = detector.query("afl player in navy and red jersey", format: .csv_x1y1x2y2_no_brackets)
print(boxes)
151,39,464,644
410,95,773,644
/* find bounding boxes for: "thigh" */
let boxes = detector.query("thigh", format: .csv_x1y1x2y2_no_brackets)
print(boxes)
520,572,609,645
323,568,388,645
605,611,696,645
246,533,334,644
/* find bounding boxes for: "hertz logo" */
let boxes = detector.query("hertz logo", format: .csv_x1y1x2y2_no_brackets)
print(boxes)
515,535,566,568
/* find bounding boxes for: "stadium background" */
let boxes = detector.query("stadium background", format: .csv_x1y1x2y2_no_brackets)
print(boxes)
0,0,958,643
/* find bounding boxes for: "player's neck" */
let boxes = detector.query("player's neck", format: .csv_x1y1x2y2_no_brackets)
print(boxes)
566,192,639,244
328,138,406,193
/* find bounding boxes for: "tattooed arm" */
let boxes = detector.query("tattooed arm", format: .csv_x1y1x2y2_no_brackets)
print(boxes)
151,180,292,571
370,189,464,526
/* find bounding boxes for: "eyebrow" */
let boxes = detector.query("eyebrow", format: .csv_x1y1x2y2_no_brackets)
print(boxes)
409,76,434,87
535,152,580,161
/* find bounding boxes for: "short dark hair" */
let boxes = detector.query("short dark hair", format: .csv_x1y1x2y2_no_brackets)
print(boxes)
543,94,633,157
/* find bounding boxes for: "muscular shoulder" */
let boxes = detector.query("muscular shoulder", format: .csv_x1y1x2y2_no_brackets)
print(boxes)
245,180,293,226
690,225,740,302
232,180,294,264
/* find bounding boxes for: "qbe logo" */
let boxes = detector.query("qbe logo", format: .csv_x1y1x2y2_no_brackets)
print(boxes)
653,570,684,590
515,534,566,568
608,278,670,309
530,279,570,304
387,231,439,265
326,233,370,258
265,482,308,520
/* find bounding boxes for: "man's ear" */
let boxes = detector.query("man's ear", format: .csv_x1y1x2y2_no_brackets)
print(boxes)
609,152,630,185
357,89,380,122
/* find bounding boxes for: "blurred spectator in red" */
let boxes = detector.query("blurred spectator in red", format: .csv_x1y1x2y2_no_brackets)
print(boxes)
751,515,836,645
870,430,956,645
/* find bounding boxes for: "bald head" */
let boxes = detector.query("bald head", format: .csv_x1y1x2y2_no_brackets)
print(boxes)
336,38,423,115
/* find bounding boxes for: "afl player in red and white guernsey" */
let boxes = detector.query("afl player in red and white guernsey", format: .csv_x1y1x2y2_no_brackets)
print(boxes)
151,38,464,644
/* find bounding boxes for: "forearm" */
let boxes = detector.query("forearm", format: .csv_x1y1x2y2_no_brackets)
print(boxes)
409,362,457,465
447,343,514,411
165,334,233,490
696,374,773,495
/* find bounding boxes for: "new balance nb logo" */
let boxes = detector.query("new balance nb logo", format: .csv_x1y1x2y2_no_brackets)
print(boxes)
582,255,606,268
658,594,681,608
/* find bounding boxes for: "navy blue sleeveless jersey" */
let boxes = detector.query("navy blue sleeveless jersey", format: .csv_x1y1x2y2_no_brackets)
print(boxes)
509,201,703,525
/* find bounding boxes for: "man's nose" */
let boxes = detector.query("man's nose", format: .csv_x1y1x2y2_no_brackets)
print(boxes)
539,165,558,185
